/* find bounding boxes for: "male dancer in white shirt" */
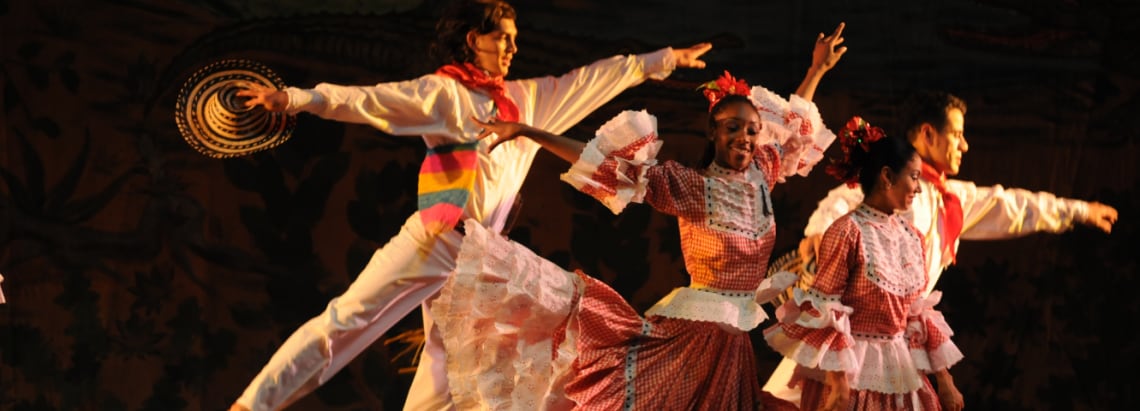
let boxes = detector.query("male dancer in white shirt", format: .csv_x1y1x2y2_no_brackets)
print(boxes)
229,1,713,410
764,89,1118,407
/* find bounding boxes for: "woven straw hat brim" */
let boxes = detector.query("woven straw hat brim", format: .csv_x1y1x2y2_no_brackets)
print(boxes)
175,59,295,158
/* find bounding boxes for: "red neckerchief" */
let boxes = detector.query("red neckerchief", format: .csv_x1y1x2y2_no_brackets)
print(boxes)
435,62,519,122
920,162,963,264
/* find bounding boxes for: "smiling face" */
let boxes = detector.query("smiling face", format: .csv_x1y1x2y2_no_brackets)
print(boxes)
884,153,924,211
466,18,517,77
709,100,763,171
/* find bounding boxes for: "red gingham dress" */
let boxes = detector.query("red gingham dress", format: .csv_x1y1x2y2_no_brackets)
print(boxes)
764,205,964,410
563,151,799,411
431,105,834,410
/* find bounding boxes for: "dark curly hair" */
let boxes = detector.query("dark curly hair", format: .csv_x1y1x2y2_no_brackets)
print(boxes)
429,0,517,65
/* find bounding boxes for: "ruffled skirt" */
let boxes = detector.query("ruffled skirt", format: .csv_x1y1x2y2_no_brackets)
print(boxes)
431,221,794,410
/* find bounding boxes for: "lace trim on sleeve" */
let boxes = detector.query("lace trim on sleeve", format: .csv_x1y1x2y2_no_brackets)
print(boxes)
906,291,964,372
764,288,859,372
749,86,837,181
560,110,662,214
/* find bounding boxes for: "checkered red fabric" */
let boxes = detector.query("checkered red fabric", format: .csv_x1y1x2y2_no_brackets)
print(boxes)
639,149,781,291
767,205,962,407
565,273,795,411
799,374,941,411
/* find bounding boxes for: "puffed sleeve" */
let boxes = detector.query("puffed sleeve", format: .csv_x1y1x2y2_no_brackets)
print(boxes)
560,109,708,220
950,180,1090,240
764,215,860,374
803,183,865,237
560,110,665,214
749,86,837,182
905,291,964,373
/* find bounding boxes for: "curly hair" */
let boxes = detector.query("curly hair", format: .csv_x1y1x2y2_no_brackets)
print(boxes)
429,0,517,65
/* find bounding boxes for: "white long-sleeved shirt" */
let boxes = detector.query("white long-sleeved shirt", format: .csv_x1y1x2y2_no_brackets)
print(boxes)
803,177,1089,295
283,48,677,233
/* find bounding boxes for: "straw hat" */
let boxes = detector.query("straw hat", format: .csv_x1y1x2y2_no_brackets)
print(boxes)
175,59,295,158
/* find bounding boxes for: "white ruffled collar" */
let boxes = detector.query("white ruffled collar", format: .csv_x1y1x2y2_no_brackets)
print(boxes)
855,203,894,221
706,161,750,181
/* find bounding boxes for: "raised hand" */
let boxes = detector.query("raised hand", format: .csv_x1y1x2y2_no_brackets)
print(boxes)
672,43,713,69
812,22,848,73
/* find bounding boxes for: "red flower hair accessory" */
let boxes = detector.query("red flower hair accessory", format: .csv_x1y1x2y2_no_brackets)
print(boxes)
838,116,884,155
826,116,886,187
698,70,750,111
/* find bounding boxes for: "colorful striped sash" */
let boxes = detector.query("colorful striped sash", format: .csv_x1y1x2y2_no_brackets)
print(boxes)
417,142,480,234
417,63,520,234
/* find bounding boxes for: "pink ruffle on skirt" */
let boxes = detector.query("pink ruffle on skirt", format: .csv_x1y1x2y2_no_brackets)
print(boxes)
432,220,796,410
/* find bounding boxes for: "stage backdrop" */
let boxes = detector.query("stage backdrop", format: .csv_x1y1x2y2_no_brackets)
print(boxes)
2,0,1137,410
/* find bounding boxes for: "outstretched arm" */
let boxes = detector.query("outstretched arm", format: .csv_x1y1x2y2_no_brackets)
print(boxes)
526,44,711,135
474,117,584,164
794,22,848,102
955,181,1118,239
235,76,456,140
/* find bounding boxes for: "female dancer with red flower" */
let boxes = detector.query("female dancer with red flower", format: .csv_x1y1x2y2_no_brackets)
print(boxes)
429,22,848,409
764,118,965,411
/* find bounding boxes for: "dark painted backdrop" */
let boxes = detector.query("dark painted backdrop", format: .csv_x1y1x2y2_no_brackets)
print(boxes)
2,0,1137,409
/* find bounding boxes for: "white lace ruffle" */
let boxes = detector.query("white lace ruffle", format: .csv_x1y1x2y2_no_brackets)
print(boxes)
767,288,857,371
430,220,583,410
644,286,771,333
749,86,836,181
907,291,964,372
853,205,926,297
702,167,773,240
767,329,932,394
910,340,965,374
560,110,663,214
755,271,798,305
767,287,954,393
784,287,854,333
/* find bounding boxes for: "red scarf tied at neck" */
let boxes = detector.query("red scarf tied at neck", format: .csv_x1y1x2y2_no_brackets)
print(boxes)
435,62,519,122
920,162,963,264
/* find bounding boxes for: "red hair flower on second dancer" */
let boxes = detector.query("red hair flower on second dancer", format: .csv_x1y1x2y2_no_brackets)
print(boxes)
839,116,884,154
826,116,887,187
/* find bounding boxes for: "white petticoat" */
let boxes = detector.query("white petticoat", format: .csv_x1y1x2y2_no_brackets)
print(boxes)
429,220,583,410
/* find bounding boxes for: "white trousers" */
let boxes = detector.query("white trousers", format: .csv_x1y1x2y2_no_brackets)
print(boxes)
236,214,461,411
